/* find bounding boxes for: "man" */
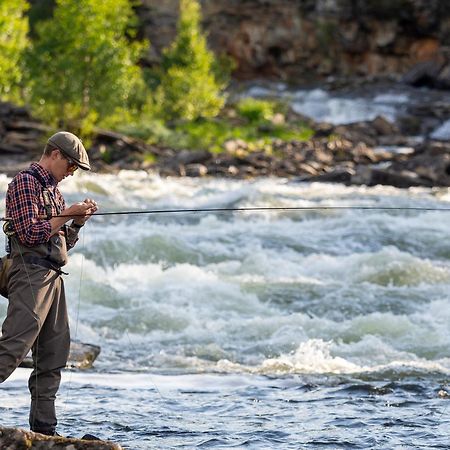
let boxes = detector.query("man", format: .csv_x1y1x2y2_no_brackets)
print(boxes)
0,131,97,436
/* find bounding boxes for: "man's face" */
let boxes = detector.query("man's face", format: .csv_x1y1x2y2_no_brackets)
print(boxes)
51,150,78,182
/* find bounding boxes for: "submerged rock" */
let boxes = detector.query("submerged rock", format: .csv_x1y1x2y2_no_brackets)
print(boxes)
0,426,122,449
19,341,101,370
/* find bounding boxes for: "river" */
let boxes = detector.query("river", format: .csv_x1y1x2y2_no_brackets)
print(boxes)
1,170,450,449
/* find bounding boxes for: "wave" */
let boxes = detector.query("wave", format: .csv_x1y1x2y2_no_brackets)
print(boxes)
2,174,450,378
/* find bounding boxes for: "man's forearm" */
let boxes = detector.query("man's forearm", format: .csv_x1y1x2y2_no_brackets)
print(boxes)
49,215,71,236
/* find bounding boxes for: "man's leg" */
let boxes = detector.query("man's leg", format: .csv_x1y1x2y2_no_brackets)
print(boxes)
0,264,53,382
28,276,70,435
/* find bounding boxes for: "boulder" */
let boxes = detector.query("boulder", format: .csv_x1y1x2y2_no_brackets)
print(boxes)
367,168,435,188
402,60,443,88
391,141,450,185
301,168,354,184
0,426,122,449
174,149,212,165
185,163,208,177
20,341,101,370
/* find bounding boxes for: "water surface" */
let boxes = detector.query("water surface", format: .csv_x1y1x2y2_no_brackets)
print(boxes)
1,173,450,449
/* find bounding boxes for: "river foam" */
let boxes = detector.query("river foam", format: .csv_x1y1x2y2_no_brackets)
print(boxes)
3,173,434,378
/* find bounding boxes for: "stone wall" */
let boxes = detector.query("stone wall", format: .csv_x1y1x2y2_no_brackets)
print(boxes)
137,0,450,85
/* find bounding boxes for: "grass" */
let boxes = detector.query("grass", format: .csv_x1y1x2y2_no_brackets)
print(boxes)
168,118,313,153
101,98,314,159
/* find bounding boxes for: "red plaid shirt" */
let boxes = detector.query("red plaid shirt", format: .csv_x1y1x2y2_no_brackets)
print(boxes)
6,163,66,246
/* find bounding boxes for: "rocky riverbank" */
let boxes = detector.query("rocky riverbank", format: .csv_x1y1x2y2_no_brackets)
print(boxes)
137,0,450,87
0,426,122,449
0,97,449,188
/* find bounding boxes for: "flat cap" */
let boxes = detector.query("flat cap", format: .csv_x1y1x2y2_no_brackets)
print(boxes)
47,131,91,171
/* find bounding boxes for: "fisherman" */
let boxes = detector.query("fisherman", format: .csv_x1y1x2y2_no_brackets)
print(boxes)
0,131,97,436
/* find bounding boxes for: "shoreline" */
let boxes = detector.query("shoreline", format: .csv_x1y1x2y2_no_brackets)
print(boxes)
1,89,449,188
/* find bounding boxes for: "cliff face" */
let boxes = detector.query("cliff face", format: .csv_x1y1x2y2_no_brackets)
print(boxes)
137,0,450,84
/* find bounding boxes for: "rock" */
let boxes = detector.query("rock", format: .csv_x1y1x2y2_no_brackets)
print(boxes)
175,149,212,165
20,341,101,370
298,162,319,176
0,142,24,154
1,91,449,188
0,426,122,449
371,116,399,136
367,168,435,188
223,139,248,153
301,168,354,184
402,60,443,88
397,114,423,135
438,389,450,398
185,163,208,177
6,120,52,133
436,62,450,89
313,122,334,137
391,140,450,185
430,119,450,141
137,0,450,84
352,143,379,164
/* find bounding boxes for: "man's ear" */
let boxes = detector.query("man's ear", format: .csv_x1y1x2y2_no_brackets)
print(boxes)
50,148,60,161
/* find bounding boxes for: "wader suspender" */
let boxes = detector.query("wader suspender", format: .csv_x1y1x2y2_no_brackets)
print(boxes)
3,170,57,252
25,170,58,263
3,170,68,274
23,169,59,220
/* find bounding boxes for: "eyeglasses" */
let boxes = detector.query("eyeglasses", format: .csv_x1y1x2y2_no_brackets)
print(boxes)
61,152,78,173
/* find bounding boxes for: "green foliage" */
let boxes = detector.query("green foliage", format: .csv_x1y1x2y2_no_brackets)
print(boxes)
99,96,312,155
99,101,171,144
0,0,29,101
164,111,313,153
236,98,275,123
28,0,55,36
156,0,227,121
26,0,148,133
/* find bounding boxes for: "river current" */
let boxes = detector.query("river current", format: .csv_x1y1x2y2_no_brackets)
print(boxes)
1,172,450,449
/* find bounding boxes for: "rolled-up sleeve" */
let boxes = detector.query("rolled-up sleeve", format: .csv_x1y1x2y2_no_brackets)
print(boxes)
7,174,52,246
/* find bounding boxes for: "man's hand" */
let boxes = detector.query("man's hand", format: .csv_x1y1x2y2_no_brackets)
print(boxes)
69,198,98,226
49,199,98,237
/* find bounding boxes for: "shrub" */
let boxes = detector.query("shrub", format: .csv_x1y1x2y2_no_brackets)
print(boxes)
26,0,148,133
236,98,275,123
0,0,29,101
156,0,227,121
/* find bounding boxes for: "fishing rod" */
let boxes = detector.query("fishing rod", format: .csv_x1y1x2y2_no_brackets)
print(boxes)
2,205,450,221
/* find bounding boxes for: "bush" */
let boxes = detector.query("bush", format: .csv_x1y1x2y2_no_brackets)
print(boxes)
236,98,275,123
99,102,171,144
165,110,314,153
0,0,29,101
26,0,148,133
156,0,227,121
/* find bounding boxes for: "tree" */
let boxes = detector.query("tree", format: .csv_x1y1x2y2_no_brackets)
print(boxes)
156,0,227,121
0,0,29,101
26,0,147,131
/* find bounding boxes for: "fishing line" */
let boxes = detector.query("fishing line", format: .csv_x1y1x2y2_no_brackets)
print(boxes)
124,329,168,401
61,226,86,418
2,204,450,222
3,202,450,430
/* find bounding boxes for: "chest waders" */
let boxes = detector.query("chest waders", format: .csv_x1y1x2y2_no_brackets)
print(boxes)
0,169,71,435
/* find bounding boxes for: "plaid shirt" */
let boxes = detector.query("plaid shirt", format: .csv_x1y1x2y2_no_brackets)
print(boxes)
6,163,66,246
